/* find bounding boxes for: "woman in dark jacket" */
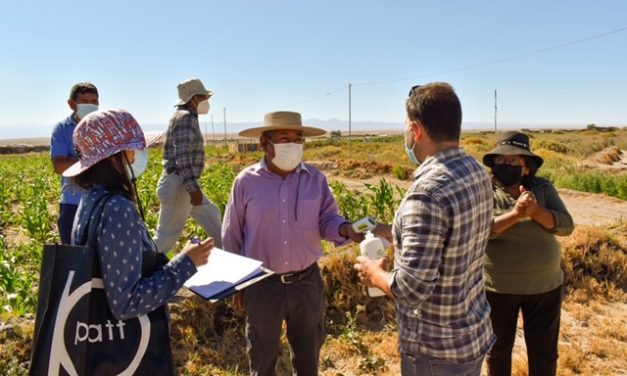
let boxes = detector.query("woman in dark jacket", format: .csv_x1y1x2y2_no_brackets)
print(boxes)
482,131,574,376
63,109,214,372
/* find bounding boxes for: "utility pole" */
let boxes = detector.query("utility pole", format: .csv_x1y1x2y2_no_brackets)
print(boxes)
211,114,215,142
223,107,227,148
494,89,498,133
348,83,352,159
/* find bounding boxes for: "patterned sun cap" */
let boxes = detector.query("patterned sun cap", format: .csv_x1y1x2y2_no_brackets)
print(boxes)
63,109,146,177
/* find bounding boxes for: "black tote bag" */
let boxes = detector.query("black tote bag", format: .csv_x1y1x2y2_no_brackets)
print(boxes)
29,194,174,375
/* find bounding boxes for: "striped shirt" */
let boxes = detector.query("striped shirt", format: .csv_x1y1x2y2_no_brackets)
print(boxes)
390,147,495,363
162,105,205,192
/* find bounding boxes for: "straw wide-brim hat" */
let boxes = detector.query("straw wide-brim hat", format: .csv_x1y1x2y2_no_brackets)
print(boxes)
239,111,326,138
483,131,544,168
175,78,213,106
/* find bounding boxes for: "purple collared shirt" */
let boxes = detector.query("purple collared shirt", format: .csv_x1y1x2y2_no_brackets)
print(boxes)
222,159,349,274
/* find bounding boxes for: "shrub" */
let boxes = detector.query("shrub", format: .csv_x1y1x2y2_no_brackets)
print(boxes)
561,224,627,301
392,164,408,180
551,169,627,200
534,139,572,154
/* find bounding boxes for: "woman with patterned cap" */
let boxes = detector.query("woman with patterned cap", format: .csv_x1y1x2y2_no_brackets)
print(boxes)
482,131,574,376
63,109,214,372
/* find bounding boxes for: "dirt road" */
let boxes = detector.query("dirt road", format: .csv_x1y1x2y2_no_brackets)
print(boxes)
332,175,626,227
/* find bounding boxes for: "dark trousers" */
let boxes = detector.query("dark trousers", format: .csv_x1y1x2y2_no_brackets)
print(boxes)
486,286,562,376
243,264,326,376
57,203,78,244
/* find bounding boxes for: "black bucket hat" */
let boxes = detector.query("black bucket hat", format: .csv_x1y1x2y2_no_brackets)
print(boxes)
483,131,544,168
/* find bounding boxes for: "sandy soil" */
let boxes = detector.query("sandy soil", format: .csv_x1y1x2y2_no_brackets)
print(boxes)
0,137,50,147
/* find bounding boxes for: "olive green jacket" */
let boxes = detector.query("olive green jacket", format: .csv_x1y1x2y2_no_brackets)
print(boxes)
483,177,574,294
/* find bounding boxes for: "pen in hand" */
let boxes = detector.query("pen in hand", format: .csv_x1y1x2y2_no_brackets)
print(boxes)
185,236,213,267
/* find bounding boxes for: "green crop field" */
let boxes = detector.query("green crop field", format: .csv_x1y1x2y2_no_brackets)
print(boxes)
1,127,626,375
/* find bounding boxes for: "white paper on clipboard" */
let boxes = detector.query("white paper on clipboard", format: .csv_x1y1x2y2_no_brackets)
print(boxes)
184,248,273,300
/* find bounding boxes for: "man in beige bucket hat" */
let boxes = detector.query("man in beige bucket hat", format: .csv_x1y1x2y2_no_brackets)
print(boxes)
222,111,363,376
152,78,222,253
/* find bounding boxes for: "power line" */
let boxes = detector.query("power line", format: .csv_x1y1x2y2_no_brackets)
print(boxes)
227,86,346,113
232,26,627,112
283,86,346,107
352,26,627,87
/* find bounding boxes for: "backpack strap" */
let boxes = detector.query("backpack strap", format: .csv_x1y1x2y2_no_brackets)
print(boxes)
77,192,116,247
78,191,169,275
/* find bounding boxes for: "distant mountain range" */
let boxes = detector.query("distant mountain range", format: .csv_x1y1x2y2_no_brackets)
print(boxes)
153,118,589,136
0,118,594,140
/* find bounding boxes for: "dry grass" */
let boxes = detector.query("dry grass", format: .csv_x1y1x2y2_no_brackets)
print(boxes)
3,227,626,374
159,225,627,376
558,300,627,375
561,223,627,302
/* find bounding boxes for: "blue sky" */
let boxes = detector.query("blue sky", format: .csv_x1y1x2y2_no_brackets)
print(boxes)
1,1,626,138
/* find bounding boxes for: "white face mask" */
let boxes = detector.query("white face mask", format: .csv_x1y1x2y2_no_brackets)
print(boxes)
197,99,210,115
124,149,149,180
270,142,303,171
76,103,98,119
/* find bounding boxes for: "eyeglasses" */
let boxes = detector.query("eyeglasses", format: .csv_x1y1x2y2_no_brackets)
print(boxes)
408,85,421,97
493,155,525,166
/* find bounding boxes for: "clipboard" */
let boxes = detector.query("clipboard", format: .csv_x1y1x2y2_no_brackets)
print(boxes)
183,248,274,302
201,267,274,303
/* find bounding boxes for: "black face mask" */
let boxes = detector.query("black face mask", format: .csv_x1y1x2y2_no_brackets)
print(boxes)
492,164,523,187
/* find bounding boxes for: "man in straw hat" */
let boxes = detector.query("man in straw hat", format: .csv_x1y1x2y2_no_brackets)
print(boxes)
153,78,222,253
355,82,495,376
222,111,363,376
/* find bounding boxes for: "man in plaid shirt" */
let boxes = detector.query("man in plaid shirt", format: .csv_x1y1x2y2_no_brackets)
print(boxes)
153,78,222,253
355,82,495,376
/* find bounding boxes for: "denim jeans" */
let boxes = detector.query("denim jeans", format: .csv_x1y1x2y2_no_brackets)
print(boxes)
152,172,222,253
58,203,78,244
401,352,485,376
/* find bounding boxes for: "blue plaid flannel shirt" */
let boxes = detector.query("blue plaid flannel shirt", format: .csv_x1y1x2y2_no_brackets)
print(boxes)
162,105,205,192
390,147,496,363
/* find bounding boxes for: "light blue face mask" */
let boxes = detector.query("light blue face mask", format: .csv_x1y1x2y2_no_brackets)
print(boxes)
76,103,99,120
405,142,420,165
404,127,420,165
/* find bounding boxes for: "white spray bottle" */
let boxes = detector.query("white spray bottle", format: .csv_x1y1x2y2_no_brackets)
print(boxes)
359,231,386,297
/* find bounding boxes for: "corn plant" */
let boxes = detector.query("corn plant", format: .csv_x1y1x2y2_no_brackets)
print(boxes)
329,180,369,222
330,178,406,224
136,150,163,231
0,236,39,317
199,163,236,216
0,173,18,226
364,178,405,223
22,177,55,242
